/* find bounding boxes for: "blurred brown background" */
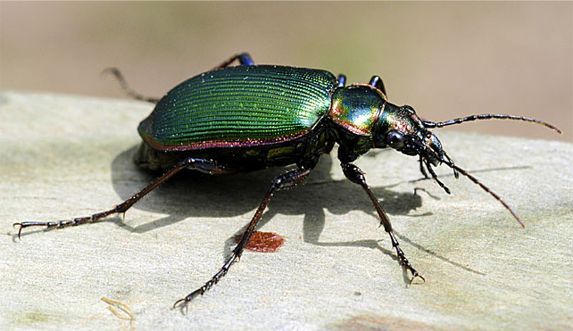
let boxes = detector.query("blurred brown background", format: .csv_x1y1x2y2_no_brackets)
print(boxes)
1,2,571,141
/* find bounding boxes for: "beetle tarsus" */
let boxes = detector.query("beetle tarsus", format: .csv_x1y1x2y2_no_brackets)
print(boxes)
173,287,204,309
13,220,73,239
409,270,426,284
13,212,115,238
390,232,425,284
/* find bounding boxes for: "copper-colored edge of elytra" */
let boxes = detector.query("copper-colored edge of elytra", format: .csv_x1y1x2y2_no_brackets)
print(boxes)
140,130,311,152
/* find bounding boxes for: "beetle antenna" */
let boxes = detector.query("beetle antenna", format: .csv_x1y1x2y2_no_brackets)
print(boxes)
443,161,525,228
101,67,160,104
423,114,561,134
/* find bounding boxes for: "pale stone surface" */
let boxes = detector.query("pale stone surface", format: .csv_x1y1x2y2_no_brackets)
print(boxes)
0,91,571,330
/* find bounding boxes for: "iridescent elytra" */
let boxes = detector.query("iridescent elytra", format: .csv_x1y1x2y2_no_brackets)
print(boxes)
14,53,561,308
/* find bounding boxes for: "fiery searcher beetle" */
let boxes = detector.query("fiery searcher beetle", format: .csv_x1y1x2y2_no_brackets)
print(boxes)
14,53,561,308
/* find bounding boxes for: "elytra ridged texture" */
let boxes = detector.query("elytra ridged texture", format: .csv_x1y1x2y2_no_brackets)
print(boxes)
139,65,337,151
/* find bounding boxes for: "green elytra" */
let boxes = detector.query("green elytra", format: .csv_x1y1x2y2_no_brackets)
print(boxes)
14,53,561,309
139,65,337,150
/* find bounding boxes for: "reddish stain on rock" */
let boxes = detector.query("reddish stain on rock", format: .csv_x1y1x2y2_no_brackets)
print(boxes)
332,314,442,331
236,231,285,253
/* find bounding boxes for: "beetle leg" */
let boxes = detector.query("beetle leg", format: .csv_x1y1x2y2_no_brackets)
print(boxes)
418,156,430,179
215,52,255,69
337,74,347,87
368,75,387,95
173,167,311,308
102,67,161,104
341,163,424,283
13,157,223,238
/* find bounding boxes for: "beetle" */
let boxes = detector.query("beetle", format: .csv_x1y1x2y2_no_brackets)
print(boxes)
14,53,561,308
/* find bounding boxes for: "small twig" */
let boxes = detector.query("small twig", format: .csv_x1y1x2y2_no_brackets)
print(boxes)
101,297,135,321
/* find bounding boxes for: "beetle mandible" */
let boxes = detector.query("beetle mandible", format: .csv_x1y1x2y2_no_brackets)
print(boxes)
14,53,561,308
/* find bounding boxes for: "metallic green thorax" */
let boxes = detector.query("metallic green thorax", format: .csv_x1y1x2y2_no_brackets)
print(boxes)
139,65,337,151
327,85,387,160
329,85,386,136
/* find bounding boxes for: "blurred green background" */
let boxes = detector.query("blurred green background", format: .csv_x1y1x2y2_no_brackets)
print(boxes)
1,2,571,141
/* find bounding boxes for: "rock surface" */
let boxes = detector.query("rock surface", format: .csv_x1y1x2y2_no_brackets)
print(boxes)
1,92,571,330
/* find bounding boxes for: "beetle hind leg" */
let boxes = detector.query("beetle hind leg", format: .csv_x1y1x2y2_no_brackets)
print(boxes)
13,157,224,239
174,167,311,308
102,67,161,104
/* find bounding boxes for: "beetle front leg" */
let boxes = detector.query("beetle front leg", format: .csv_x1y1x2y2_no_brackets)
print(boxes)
418,156,430,179
341,163,424,283
14,157,224,238
173,167,311,308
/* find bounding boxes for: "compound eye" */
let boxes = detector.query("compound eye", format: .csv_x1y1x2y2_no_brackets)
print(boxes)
385,131,405,149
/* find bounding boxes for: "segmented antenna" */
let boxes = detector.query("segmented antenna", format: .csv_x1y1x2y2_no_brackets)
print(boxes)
445,162,525,228
423,114,561,134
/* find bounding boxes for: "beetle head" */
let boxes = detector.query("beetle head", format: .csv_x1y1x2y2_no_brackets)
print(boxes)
373,103,445,166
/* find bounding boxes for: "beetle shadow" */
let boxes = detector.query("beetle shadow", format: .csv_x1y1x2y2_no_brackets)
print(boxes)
110,146,427,236
108,145,523,280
